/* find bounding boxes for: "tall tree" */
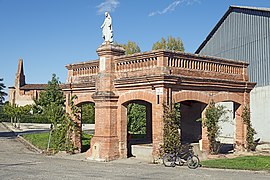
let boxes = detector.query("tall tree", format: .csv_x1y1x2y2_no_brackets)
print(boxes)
152,36,185,51
117,40,141,55
35,74,65,127
0,78,7,105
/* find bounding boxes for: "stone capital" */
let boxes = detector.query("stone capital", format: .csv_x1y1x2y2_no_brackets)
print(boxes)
96,44,125,57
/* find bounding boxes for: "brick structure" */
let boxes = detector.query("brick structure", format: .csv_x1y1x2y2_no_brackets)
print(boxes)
64,44,255,161
9,59,47,106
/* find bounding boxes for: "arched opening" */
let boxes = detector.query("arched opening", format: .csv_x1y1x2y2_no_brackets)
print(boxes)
179,100,207,144
123,100,152,158
216,101,240,154
76,102,95,153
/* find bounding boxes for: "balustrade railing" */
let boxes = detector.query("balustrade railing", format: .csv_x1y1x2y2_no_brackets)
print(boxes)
167,55,243,75
66,60,99,77
115,53,157,72
66,50,248,83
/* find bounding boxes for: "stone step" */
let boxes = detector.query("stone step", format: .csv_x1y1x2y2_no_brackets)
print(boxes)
131,144,153,162
256,143,270,153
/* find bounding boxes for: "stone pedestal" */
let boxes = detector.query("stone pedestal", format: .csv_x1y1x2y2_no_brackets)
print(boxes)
87,44,125,161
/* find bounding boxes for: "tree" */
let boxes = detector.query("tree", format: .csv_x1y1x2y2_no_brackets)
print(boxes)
0,78,7,105
34,74,68,152
116,40,141,55
3,103,31,127
2,103,15,123
152,36,184,51
34,74,65,127
203,100,227,154
127,103,146,134
82,103,95,124
35,74,64,108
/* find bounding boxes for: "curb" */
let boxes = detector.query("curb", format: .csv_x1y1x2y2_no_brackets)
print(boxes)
1,122,17,135
1,122,43,154
16,135,43,154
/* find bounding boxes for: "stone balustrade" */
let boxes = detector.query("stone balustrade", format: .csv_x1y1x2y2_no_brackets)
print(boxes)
114,50,248,81
66,60,99,76
66,50,249,84
66,60,99,83
115,52,158,72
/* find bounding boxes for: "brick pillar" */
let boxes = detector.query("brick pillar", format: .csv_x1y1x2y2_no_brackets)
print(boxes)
235,92,250,151
88,44,125,161
152,87,169,158
201,105,210,152
235,104,245,151
118,104,128,158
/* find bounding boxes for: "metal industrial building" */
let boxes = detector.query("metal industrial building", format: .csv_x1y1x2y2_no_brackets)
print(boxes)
196,5,270,142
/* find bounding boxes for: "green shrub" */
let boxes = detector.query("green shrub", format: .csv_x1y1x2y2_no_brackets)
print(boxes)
160,103,181,154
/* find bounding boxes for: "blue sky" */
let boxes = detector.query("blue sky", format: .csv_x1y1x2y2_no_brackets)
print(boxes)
1,0,270,96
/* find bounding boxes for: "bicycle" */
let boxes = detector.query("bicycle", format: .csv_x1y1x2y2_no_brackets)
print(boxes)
162,144,200,169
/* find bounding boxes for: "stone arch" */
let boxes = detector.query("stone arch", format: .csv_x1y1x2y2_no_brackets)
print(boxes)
117,91,156,158
173,91,245,152
212,92,243,104
118,91,156,105
68,92,95,153
73,93,95,106
173,91,210,104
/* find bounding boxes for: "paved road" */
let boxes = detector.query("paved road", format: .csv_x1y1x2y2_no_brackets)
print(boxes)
0,123,270,180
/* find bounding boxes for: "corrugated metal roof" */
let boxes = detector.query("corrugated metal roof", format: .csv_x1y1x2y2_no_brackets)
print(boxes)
230,5,270,12
195,5,270,54
195,5,270,86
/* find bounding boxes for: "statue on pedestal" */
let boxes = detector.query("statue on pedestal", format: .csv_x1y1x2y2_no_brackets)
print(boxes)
101,12,113,44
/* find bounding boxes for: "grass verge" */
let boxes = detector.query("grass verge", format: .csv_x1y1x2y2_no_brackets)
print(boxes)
22,132,49,150
201,155,270,171
22,132,92,152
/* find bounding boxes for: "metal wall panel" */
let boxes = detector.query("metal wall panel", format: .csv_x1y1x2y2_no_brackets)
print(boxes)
198,9,270,86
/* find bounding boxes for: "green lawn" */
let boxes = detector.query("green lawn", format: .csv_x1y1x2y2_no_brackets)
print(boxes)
22,132,92,152
23,132,50,150
201,155,270,171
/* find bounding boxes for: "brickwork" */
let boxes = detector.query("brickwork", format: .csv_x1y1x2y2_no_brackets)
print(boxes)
64,45,255,161
8,59,47,106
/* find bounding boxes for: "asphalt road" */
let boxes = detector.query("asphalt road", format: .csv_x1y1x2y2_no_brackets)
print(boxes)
0,123,270,180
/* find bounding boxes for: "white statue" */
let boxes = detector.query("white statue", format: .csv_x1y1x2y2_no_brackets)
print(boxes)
101,12,113,44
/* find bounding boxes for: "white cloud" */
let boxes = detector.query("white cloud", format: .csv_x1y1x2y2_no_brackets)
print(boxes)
149,0,200,17
97,0,120,15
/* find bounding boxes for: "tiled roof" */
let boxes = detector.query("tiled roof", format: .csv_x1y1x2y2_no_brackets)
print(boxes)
20,84,68,90
20,84,47,90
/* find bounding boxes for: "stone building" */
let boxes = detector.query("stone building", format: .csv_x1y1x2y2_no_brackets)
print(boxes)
196,5,270,143
8,59,47,106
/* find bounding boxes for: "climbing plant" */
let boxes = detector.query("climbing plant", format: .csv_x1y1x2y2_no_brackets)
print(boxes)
50,95,78,153
160,103,181,154
203,100,227,154
241,105,256,151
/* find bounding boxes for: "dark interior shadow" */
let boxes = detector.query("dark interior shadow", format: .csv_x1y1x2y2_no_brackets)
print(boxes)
218,143,234,154
0,131,16,138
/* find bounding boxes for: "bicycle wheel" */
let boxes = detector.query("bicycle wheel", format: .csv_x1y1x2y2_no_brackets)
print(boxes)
187,155,200,169
163,153,176,167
